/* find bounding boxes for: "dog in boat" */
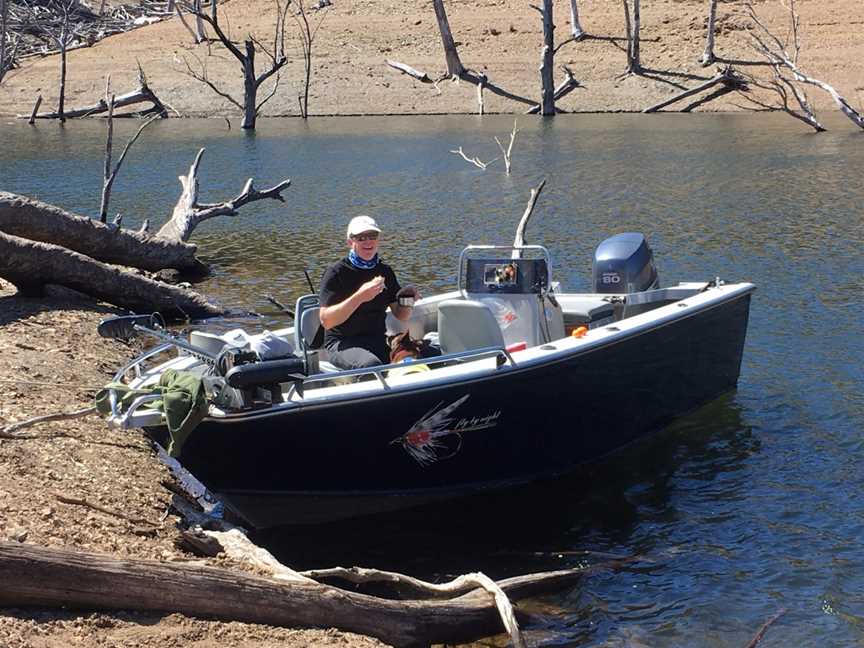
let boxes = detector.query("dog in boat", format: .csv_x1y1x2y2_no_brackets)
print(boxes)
389,331,440,364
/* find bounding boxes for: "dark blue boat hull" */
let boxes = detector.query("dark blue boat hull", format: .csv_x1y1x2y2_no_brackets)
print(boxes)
162,292,752,527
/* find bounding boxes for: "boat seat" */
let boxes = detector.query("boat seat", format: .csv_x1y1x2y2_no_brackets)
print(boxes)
293,294,339,373
556,295,616,329
190,329,295,359
297,307,325,352
189,330,232,356
294,294,327,356
437,299,506,354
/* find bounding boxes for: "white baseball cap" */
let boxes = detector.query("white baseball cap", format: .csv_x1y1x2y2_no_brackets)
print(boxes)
346,215,382,239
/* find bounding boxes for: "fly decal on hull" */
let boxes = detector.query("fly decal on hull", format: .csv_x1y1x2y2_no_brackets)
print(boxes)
391,394,501,466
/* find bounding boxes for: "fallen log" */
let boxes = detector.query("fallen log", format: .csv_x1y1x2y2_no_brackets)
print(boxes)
643,67,745,113
0,192,204,274
0,540,591,648
0,231,222,320
18,72,167,120
386,59,434,84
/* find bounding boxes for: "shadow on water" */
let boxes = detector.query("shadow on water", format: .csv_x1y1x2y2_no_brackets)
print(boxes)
254,392,757,584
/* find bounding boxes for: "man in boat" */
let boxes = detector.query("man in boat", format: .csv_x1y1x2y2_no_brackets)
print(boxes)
319,215,419,369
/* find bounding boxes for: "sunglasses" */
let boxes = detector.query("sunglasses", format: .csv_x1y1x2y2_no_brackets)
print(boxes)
352,232,380,242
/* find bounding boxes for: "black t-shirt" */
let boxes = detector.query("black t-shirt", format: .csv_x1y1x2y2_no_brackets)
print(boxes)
319,257,401,343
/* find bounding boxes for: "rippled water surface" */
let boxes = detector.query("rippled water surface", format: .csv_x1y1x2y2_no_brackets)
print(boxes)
2,114,863,646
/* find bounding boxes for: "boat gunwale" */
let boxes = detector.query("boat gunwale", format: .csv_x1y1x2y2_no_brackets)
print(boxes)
207,282,756,423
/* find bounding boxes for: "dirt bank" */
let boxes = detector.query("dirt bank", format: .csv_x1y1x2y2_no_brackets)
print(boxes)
1,0,862,119
0,280,388,648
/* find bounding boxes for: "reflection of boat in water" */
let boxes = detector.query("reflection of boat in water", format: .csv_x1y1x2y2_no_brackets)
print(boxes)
98,233,754,528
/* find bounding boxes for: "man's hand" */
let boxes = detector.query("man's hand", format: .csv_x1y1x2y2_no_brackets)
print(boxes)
357,276,386,303
392,285,420,321
397,286,421,301
320,276,386,330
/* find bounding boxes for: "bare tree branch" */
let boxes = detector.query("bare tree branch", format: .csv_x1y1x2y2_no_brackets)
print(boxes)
180,52,244,111
494,120,519,175
100,106,160,222
569,0,586,41
744,1,864,130
512,179,547,257
255,71,281,112
156,148,291,242
449,146,498,170
386,60,433,84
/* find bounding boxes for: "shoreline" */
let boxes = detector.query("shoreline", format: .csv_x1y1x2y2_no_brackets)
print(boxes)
0,281,389,648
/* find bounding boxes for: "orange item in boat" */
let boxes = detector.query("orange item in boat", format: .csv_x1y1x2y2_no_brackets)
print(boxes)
571,326,589,338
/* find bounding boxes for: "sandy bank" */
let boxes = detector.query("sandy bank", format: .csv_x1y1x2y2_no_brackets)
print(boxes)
0,280,388,648
0,0,862,120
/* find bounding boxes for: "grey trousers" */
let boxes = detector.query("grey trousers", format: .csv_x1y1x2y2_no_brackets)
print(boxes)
325,336,389,370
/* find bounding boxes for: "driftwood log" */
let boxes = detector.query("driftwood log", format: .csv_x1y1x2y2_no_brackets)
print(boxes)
20,69,168,120
0,192,203,273
0,230,222,319
643,67,746,113
0,540,594,648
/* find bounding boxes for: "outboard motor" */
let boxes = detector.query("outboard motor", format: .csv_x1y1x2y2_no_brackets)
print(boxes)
592,232,659,294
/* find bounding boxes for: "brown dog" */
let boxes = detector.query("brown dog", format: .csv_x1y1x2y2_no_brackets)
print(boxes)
389,331,426,364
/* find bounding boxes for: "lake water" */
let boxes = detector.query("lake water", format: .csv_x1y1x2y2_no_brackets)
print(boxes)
2,114,863,646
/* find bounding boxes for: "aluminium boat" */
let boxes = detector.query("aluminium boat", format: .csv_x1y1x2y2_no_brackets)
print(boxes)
98,233,754,528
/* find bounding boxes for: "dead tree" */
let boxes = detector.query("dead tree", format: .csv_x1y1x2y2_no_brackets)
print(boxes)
735,66,825,131
55,1,72,122
431,0,536,109
99,85,160,223
700,0,718,66
185,1,290,129
0,146,290,317
392,0,579,116
537,0,555,115
745,0,864,130
290,0,328,119
622,0,642,74
193,0,205,43
156,148,291,242
18,0,80,122
569,0,586,41
0,5,21,87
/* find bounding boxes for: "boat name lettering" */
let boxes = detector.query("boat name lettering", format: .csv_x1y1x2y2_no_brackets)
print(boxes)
454,412,501,430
